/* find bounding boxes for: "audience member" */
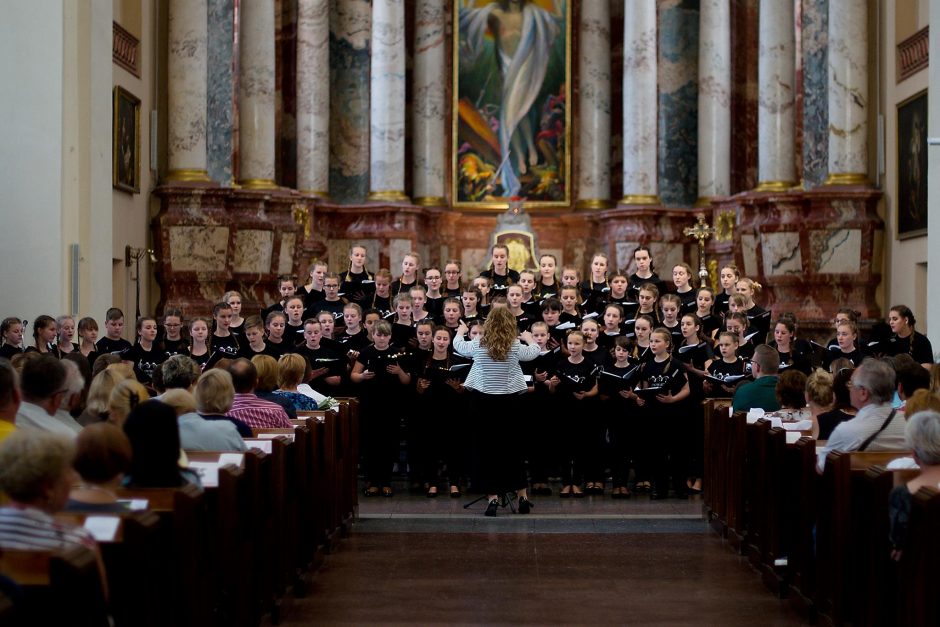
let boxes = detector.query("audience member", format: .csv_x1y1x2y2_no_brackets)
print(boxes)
817,359,906,471
889,410,940,560
764,369,810,422
903,388,940,417
61,351,92,414
250,355,297,419
79,364,134,426
0,359,20,444
53,359,85,434
14,355,78,438
894,353,931,407
803,369,834,440
226,358,293,429
816,360,856,440
107,378,151,427
732,345,781,413
91,353,123,378
66,423,133,512
273,354,320,411
161,354,200,393
165,386,246,452
193,369,252,437
123,401,201,488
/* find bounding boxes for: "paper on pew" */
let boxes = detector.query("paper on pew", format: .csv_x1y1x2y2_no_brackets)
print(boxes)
296,383,328,403
218,453,244,467
116,499,148,511
886,456,919,470
781,420,813,431
257,433,295,442
785,432,802,444
746,408,765,424
189,462,220,487
84,516,120,542
245,439,272,454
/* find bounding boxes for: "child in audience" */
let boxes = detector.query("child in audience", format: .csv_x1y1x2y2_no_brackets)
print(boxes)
223,290,246,336
351,320,412,497
672,263,697,313
548,330,599,497
188,317,212,371
392,251,421,295
55,315,78,355
0,317,24,360
704,331,749,397
97,308,132,355
160,308,187,356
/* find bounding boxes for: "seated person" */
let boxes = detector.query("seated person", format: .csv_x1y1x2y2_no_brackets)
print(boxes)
732,344,781,413
815,358,857,440
249,355,297,420
817,359,907,472
272,354,320,411
803,369,834,440
78,364,134,426
763,369,810,423
194,369,252,438
162,388,245,452
889,410,940,561
66,423,133,512
123,401,202,488
107,378,151,427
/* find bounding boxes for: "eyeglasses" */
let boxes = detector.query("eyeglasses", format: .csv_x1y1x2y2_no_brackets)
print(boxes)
846,380,866,391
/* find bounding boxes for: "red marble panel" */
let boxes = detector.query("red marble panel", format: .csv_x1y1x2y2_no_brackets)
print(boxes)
730,0,759,193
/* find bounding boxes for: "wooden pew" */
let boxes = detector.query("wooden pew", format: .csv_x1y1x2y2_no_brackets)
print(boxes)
53,510,161,627
816,449,910,627
897,486,940,626
0,545,110,626
724,411,749,552
785,436,820,618
333,398,361,530
744,418,771,568
702,399,732,536
114,482,211,627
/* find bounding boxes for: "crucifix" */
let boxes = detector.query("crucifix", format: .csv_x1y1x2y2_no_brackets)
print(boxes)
683,213,717,289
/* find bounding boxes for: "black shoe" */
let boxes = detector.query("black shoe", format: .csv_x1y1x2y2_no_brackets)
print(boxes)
518,497,533,514
484,498,499,517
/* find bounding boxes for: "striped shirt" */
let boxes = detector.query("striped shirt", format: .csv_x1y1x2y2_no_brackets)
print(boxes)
228,393,293,429
453,335,540,394
0,505,98,551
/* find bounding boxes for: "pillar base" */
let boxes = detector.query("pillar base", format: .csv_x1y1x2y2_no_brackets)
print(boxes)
239,178,279,190
164,169,213,184
694,196,718,208
575,198,613,210
823,172,868,186
753,180,797,193
367,190,411,203
618,194,661,206
413,196,447,207
299,189,330,199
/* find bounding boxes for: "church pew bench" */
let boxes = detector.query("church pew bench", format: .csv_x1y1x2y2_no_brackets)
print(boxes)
333,398,361,530
724,411,749,552
702,398,732,537
115,482,211,627
53,510,161,627
897,486,940,626
785,437,819,619
815,449,910,627
0,545,110,627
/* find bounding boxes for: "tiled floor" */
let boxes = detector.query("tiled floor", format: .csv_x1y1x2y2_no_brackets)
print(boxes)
279,489,806,625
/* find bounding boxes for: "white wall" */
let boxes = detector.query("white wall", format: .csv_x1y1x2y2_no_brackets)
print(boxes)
0,1,66,326
928,0,940,352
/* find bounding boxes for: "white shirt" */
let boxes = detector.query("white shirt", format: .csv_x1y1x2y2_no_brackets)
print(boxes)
15,401,79,438
453,335,540,395
817,402,907,471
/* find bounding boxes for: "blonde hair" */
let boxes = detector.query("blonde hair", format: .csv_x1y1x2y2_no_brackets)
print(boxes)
737,277,762,294
805,369,834,408
0,430,75,503
85,364,134,416
905,389,940,417
480,306,518,361
160,388,197,417
277,353,307,389
107,379,150,427
194,369,235,414
250,355,279,392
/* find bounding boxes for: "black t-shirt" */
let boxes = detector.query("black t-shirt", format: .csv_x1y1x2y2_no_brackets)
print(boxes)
821,346,866,371
123,343,168,384
96,336,132,355
189,348,211,371
340,270,376,305
391,322,416,348
478,268,520,295
676,289,697,314
521,348,561,390
300,286,325,309
637,357,687,398
676,341,714,399
285,322,306,346
598,362,640,406
514,310,537,333
417,354,470,399
0,344,24,360
714,292,732,317
582,346,609,371
706,357,750,395
161,337,189,357
883,332,934,364
295,344,345,395
579,280,611,315
390,278,417,296
426,296,445,319
775,339,813,375
355,344,412,391
629,343,654,366
627,272,666,301
336,328,370,352
745,306,771,339
554,357,600,396
210,334,241,360
662,321,683,346
698,312,721,338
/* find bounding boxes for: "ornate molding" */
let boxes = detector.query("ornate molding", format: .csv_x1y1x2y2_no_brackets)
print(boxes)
113,21,140,77
898,26,928,83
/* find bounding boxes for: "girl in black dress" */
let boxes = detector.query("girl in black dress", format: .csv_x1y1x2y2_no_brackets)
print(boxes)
558,286,584,328
26,315,60,358
725,311,757,360
627,246,667,301
579,253,611,316
439,298,463,335
677,314,714,494
694,286,721,339
160,308,188,357
443,260,463,297
55,315,79,356
517,269,539,315
885,304,935,367
209,302,241,362
671,262,698,314
523,321,561,496
391,251,421,296
0,317,25,360
460,287,484,322
471,276,493,311
478,244,519,296
188,317,212,371
606,270,634,311
299,258,328,308
223,290,246,337
391,293,417,348
627,283,661,334
735,278,771,339
704,332,749,397
263,311,289,359
822,321,867,370
770,316,812,374
631,328,690,499
601,336,640,498
339,245,376,306
659,294,684,346
124,316,167,384
507,285,536,332
369,269,395,319
597,303,625,351
628,315,655,365
423,266,445,319
715,263,740,319
547,330,599,497
77,317,99,365
536,253,560,300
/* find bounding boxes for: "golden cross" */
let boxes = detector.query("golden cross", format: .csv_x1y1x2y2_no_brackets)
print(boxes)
683,213,716,288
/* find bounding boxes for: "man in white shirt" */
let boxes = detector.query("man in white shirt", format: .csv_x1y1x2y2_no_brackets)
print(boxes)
817,358,907,471
15,355,78,439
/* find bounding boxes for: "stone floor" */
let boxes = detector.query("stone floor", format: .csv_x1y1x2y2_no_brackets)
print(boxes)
279,488,807,625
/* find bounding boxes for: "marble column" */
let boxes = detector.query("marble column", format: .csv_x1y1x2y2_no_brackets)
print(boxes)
576,0,611,209
697,0,731,201
825,0,868,185
620,0,660,205
412,0,447,206
296,0,330,196
165,0,211,183
238,0,277,189
368,0,408,202
207,0,235,185
801,0,829,188
755,0,797,191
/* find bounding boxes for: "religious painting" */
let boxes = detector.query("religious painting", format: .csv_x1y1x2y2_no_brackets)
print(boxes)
453,0,571,209
113,86,141,194
897,90,928,239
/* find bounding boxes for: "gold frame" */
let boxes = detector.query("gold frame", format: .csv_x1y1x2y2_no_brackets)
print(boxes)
452,0,572,211
112,86,141,193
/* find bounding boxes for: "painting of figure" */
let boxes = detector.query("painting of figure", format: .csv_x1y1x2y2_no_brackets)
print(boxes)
454,0,569,207
897,91,928,238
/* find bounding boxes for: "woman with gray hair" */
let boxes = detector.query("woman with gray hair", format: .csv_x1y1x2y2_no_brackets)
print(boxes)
889,410,940,560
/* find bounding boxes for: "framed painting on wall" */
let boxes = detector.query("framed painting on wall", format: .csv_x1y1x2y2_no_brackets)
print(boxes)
113,86,141,194
453,0,570,210
897,90,927,239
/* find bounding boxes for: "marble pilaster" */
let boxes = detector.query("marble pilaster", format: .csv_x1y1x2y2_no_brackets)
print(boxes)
329,0,371,204
620,0,659,205
657,0,699,207
697,0,731,201
166,0,211,182
756,0,797,191
368,0,408,201
412,0,447,206
826,0,868,185
207,0,234,185
296,0,330,196
576,0,611,209
238,0,277,188
801,0,829,188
